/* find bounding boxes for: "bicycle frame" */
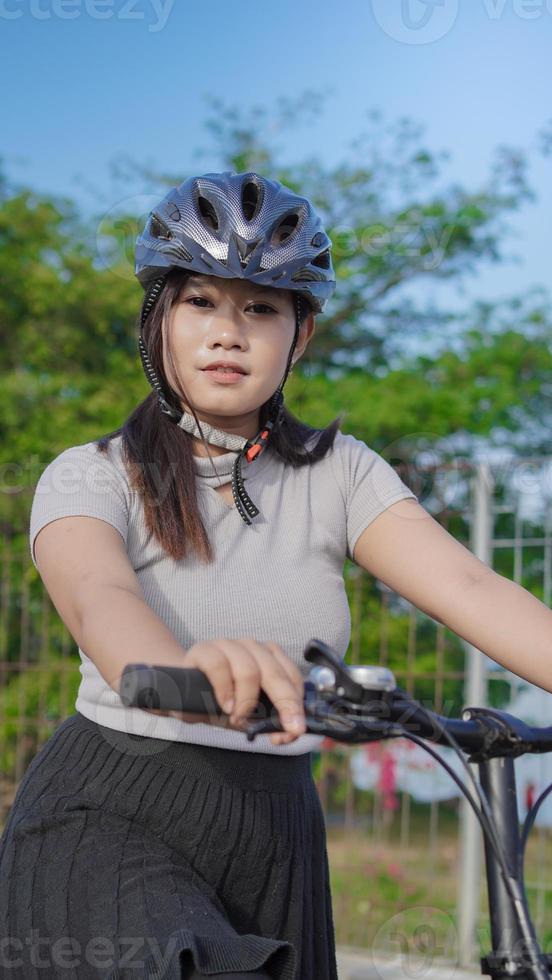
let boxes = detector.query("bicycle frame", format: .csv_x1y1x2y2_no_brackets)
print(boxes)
478,754,550,979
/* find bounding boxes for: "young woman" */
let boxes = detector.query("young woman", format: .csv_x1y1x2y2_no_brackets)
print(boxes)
2,170,548,980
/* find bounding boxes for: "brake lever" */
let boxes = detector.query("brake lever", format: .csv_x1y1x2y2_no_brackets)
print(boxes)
245,639,402,741
244,693,405,743
304,638,367,702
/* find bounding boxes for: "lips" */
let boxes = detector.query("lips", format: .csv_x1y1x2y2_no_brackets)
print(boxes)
202,361,248,374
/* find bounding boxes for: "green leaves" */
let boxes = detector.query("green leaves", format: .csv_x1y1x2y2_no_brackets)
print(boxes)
1,98,550,521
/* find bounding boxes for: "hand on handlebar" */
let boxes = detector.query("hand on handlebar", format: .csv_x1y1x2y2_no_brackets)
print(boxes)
143,637,306,746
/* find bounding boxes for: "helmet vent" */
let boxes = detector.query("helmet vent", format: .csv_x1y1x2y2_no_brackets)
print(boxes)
149,213,172,240
311,249,331,269
291,268,320,283
270,211,300,247
197,195,219,231
165,202,181,222
241,179,264,221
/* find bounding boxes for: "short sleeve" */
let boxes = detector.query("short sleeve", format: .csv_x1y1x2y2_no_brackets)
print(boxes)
29,442,130,570
335,432,418,562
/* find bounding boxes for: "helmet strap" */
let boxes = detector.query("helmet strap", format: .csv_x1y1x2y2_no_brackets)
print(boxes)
138,274,182,421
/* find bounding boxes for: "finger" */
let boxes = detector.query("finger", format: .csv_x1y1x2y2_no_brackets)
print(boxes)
184,643,236,717
215,640,262,726
270,731,299,745
238,639,306,736
263,645,306,738
264,643,305,699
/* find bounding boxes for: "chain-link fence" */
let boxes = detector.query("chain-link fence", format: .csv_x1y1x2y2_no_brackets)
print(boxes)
1,453,552,970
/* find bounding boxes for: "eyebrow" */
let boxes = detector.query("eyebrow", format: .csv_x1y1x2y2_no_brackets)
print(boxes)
183,274,282,301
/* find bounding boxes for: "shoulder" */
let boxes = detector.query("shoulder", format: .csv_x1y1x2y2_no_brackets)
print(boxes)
329,430,399,475
306,428,383,477
313,428,417,503
303,427,350,458
36,435,126,480
29,435,131,568
331,429,379,459
32,434,131,505
305,428,373,456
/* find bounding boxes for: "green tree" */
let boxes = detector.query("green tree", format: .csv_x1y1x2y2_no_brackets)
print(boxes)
1,95,550,746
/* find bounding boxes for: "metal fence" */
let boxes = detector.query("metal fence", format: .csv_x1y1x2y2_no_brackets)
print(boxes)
1,452,552,969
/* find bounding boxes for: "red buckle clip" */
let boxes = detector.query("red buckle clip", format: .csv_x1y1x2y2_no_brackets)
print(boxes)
245,429,270,463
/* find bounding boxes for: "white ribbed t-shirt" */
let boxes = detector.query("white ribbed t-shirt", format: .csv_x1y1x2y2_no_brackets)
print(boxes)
29,429,418,755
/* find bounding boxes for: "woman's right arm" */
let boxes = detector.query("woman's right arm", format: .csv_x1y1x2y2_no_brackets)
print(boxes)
33,515,187,690
33,515,305,745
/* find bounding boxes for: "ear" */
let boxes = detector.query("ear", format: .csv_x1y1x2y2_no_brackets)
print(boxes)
294,310,316,360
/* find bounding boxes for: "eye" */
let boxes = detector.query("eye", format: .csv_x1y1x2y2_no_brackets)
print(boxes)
186,296,212,307
249,302,276,314
185,296,276,314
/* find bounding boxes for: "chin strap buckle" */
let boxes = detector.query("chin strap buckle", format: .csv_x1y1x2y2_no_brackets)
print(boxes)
245,426,271,462
158,395,182,422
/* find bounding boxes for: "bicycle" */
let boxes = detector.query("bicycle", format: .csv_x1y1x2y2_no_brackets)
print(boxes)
120,638,552,980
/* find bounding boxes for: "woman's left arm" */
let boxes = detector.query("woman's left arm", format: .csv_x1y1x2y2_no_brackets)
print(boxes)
352,497,552,694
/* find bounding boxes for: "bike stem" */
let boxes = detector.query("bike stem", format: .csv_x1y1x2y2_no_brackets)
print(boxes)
479,756,549,979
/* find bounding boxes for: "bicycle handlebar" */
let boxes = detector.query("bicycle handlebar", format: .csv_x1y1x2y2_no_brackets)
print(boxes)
119,638,552,979
119,638,552,761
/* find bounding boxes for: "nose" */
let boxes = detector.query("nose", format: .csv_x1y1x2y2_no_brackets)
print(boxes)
205,299,249,351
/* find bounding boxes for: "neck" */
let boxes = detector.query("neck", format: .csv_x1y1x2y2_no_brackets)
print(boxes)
191,440,231,458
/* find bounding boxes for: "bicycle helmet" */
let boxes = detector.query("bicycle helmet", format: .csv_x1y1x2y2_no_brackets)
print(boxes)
134,170,336,525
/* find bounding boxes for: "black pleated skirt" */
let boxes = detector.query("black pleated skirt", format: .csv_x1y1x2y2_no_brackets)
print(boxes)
0,712,338,979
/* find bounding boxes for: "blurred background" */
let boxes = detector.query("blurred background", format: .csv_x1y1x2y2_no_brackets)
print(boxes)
2,2,552,975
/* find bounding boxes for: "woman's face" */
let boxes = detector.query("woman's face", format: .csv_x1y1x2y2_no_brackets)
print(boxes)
163,273,314,446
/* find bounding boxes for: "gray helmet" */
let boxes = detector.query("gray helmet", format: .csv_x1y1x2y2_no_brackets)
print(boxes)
134,169,335,314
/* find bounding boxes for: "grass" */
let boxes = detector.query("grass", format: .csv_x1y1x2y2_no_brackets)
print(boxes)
326,808,552,965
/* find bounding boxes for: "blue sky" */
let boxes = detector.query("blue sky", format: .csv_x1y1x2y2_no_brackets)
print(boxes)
2,0,552,312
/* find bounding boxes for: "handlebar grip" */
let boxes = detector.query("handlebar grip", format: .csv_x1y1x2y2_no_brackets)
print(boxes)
119,664,220,713
119,663,277,722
